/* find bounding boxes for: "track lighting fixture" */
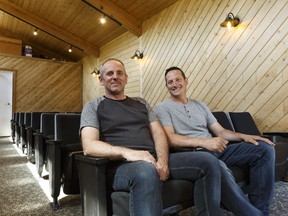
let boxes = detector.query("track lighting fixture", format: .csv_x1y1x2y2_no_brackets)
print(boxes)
4,10,84,54
131,50,144,60
33,28,38,36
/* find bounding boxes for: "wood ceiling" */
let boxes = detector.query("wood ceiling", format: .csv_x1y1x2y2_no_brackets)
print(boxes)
0,0,179,62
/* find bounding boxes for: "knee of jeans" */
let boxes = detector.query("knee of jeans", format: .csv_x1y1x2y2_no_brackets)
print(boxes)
199,154,222,174
259,141,275,154
134,163,161,186
259,141,276,161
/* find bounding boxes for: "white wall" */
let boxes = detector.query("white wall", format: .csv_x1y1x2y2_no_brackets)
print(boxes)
0,71,13,136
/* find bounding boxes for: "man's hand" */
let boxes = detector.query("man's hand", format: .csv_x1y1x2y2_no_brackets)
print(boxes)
122,149,170,181
241,134,275,146
156,161,170,182
203,137,229,153
122,149,157,165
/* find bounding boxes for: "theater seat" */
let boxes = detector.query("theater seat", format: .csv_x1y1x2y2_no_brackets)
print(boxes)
46,113,82,210
34,112,57,177
228,112,288,181
26,112,42,163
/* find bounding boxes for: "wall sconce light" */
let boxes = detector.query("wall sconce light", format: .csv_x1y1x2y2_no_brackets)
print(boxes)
33,28,38,36
220,12,240,29
91,68,100,77
131,50,144,60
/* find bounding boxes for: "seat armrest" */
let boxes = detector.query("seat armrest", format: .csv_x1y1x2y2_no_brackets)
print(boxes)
46,140,63,145
34,132,45,177
263,132,288,138
33,131,43,136
76,154,109,216
261,134,273,140
262,133,288,143
76,154,109,165
46,139,63,209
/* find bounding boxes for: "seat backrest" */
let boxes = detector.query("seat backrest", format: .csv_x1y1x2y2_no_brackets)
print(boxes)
24,112,31,127
31,112,42,131
212,111,234,131
15,112,19,123
54,113,82,194
19,112,25,125
13,112,17,122
54,113,81,145
40,113,57,138
228,112,261,135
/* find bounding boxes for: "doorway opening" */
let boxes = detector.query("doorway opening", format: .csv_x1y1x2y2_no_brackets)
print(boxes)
0,70,14,137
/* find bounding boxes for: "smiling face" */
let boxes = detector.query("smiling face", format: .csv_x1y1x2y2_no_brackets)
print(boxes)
99,59,128,99
165,69,188,99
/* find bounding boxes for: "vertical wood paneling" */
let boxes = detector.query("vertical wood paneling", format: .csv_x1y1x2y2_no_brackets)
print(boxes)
82,0,288,132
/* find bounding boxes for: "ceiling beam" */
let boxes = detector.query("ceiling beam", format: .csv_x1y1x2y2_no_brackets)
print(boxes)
0,0,100,57
83,0,142,37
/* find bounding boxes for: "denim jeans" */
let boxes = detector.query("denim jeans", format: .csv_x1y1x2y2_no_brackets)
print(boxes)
111,150,263,216
169,151,262,216
215,141,275,216
111,161,163,216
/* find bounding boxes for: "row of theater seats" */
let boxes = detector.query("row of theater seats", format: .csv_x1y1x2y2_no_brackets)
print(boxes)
10,111,288,215
11,112,43,160
10,112,82,210
76,111,288,216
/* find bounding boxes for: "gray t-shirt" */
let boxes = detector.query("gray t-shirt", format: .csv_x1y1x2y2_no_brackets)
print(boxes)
155,98,216,138
81,96,158,156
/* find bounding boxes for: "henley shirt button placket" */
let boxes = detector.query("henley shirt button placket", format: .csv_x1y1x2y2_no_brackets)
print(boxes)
184,106,191,118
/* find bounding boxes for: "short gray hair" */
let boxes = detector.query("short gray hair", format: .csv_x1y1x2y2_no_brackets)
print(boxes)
99,58,126,76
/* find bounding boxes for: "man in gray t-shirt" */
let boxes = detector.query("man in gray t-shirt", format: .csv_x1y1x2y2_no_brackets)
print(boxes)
156,66,275,216
81,58,169,216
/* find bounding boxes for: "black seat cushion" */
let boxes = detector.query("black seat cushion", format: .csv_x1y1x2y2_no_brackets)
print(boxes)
111,179,194,216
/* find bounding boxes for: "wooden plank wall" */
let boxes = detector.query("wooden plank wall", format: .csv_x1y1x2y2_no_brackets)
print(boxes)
0,36,22,56
0,54,83,112
82,0,288,132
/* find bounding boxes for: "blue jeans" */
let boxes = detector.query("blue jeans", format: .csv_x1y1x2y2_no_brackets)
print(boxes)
215,141,275,216
111,150,263,216
169,151,262,216
111,161,163,216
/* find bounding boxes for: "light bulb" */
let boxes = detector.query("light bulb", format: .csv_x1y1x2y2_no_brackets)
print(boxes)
100,17,106,24
227,21,232,29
